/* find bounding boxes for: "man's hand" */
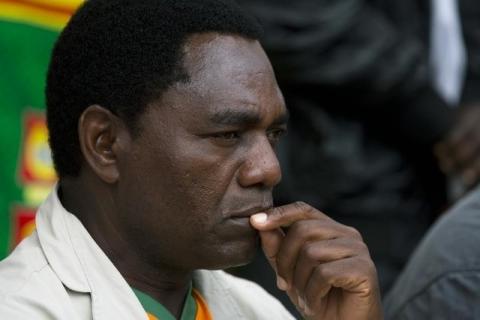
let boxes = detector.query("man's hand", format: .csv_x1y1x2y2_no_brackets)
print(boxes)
435,105,480,188
250,202,383,320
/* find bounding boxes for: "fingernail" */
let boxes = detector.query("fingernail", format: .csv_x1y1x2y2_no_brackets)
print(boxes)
303,303,314,316
276,276,288,291
251,213,267,225
297,295,305,310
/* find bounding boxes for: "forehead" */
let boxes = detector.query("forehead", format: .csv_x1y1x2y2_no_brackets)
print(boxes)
183,32,273,84
164,32,286,120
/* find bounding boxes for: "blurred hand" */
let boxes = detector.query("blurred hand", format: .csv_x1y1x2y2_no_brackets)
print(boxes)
435,105,480,188
250,202,383,320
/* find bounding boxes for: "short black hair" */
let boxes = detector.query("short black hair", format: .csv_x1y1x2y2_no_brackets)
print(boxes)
46,0,263,178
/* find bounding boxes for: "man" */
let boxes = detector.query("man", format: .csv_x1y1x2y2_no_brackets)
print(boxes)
0,0,382,319
384,186,480,319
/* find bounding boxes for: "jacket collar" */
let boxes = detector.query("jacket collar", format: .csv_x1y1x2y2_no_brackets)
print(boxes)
35,184,90,293
36,185,146,319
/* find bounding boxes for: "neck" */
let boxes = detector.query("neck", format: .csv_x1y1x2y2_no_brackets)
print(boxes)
59,177,192,318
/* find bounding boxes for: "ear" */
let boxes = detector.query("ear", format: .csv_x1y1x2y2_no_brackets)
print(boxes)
78,105,129,184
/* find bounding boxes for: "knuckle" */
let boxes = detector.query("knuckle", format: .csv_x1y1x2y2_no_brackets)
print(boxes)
346,226,363,241
292,201,317,219
347,237,369,253
301,242,318,261
312,264,329,283
356,256,377,278
357,240,370,255
293,201,311,212
289,220,312,235
365,257,378,275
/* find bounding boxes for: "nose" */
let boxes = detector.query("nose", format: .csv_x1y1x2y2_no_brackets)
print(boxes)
237,136,282,189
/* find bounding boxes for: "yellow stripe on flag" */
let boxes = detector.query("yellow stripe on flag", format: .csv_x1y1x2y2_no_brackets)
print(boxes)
0,1,82,30
18,0,82,10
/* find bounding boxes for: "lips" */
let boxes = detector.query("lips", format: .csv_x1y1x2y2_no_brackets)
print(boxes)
227,205,273,219
216,204,272,239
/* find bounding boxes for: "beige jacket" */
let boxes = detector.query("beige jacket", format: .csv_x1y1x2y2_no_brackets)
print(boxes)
0,187,295,319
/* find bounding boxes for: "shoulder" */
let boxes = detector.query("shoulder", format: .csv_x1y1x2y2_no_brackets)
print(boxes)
385,188,480,319
385,272,480,320
0,232,72,318
194,270,295,319
0,232,49,296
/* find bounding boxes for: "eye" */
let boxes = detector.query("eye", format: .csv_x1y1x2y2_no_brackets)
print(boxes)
213,131,240,140
210,131,241,147
267,128,287,145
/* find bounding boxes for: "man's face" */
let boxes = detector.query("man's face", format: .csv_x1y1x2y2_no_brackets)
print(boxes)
116,33,287,271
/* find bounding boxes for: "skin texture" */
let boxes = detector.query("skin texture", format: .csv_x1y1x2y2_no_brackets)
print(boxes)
60,33,382,319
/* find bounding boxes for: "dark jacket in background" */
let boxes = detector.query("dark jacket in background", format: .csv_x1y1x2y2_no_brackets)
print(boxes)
235,0,480,310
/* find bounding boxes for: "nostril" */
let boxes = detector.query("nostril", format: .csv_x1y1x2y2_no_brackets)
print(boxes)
237,150,282,188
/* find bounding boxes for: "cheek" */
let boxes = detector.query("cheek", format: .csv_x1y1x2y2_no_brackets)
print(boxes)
131,152,232,224
123,133,242,228
174,162,232,216
165,141,241,210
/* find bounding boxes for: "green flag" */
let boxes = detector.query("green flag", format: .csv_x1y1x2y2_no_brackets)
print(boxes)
0,0,82,259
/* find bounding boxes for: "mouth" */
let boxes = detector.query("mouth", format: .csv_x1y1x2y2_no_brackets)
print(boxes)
227,204,273,220
217,203,273,238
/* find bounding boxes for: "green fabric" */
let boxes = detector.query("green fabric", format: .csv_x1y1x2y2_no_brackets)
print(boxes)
132,285,197,320
0,19,59,259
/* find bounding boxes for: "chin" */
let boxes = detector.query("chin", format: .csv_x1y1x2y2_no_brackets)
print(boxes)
203,238,259,270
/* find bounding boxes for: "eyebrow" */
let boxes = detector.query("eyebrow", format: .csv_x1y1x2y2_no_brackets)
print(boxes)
209,108,289,127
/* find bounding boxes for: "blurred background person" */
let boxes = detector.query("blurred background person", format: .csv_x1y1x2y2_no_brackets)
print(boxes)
0,0,82,259
384,184,480,319
235,0,480,314
434,0,480,197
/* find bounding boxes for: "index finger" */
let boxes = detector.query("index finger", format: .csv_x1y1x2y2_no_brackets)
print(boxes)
251,201,333,231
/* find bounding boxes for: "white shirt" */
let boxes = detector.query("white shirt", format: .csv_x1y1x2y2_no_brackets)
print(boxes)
0,187,294,320
430,0,466,105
